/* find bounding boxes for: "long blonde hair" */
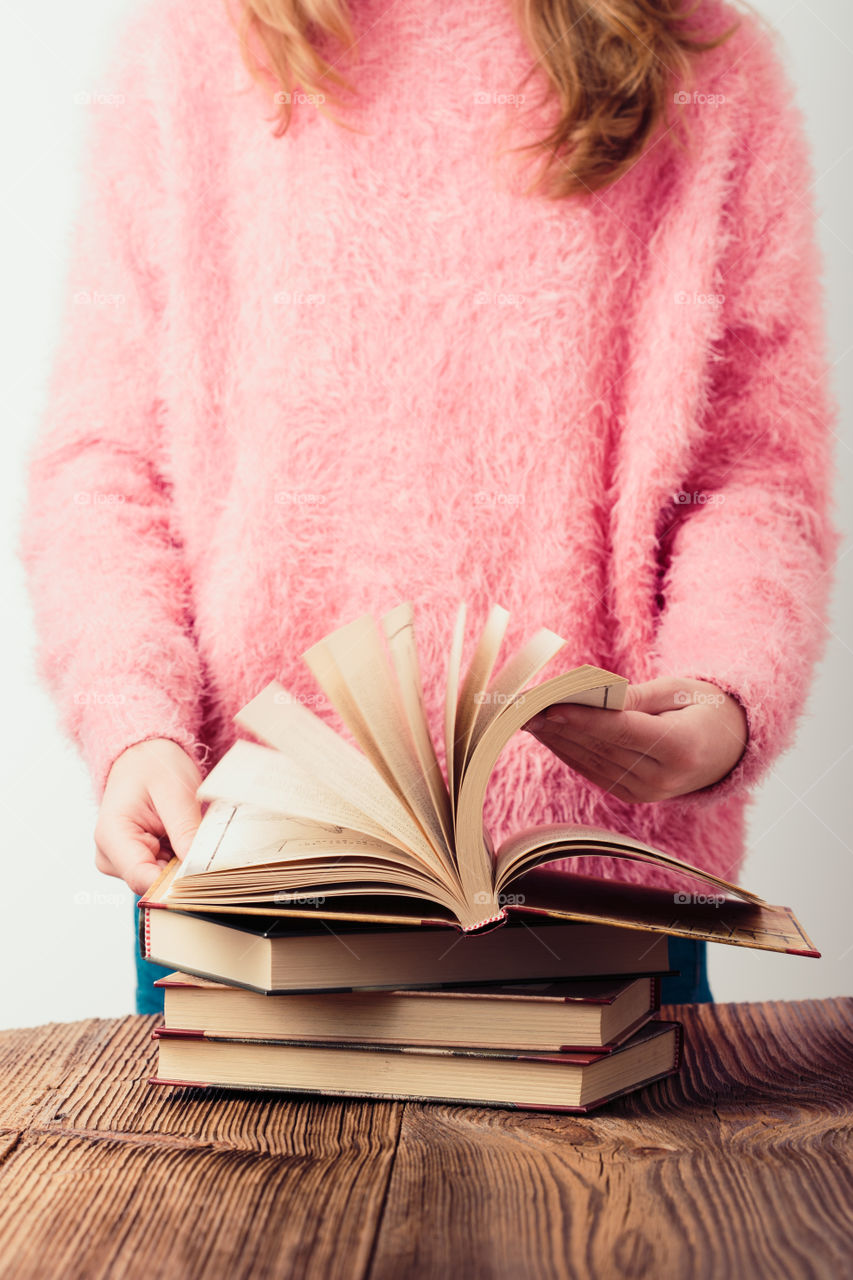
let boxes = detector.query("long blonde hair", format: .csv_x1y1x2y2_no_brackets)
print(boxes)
229,0,742,198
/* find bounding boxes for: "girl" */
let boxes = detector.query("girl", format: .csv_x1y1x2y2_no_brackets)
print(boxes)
19,0,837,1014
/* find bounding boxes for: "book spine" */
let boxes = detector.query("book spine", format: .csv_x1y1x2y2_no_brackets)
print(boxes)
138,902,152,960
672,1020,684,1071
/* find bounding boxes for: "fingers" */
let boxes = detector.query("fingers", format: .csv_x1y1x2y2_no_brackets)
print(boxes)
149,774,203,859
530,718,659,774
524,675,749,801
528,725,663,803
94,812,170,896
529,702,672,759
93,738,204,897
622,678,699,715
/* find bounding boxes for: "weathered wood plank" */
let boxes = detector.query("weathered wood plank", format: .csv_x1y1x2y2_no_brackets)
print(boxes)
0,1128,399,1280
0,1014,403,1157
0,1015,403,1279
366,999,853,1280
0,1000,850,1280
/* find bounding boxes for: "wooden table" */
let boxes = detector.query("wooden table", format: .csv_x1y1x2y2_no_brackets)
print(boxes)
0,999,850,1278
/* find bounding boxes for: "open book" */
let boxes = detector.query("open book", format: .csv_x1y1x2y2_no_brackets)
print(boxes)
157,602,817,954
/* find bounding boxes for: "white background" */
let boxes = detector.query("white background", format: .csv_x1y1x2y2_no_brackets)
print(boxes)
3,0,851,1028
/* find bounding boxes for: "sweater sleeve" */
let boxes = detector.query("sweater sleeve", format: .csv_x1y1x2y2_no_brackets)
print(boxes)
651,32,841,804
17,10,209,804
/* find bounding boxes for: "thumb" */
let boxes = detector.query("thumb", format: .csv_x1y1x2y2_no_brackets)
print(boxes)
150,780,203,859
623,677,698,715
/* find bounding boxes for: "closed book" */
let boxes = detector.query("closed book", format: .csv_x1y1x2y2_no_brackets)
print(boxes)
155,972,661,1051
151,1019,682,1113
139,902,670,994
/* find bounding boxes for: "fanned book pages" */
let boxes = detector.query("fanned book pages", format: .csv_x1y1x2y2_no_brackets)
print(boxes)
143,602,819,956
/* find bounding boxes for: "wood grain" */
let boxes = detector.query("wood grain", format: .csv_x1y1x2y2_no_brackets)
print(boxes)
0,1000,850,1279
368,999,853,1280
0,1016,402,1279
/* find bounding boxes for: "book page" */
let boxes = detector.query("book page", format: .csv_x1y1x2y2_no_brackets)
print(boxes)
197,736,454,886
175,798,439,880
454,666,629,909
493,823,765,902
302,614,454,866
452,604,510,796
465,626,568,758
234,683,454,884
381,602,454,857
443,602,467,818
173,788,462,910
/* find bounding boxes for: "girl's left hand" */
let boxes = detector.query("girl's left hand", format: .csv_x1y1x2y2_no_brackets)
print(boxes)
523,676,749,803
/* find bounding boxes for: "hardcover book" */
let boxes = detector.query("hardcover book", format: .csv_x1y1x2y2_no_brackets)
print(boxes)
154,971,663,1052
139,895,672,994
151,1018,683,1113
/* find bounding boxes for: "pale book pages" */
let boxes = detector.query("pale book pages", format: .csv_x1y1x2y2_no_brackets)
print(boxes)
303,614,454,864
231,685,454,882
463,624,568,762
454,665,633,908
380,602,454,859
171,800,465,913
493,823,765,901
160,601,807,944
443,602,467,824
194,737,447,881
176,799,442,886
452,603,510,795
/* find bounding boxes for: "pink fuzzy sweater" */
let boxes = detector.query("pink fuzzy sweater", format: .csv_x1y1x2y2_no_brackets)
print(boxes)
19,0,838,890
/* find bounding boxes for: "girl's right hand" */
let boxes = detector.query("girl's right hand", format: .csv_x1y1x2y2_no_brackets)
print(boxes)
94,738,204,896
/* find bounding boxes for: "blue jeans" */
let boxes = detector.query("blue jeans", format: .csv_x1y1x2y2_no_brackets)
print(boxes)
660,935,714,1004
133,895,173,1015
133,901,713,1014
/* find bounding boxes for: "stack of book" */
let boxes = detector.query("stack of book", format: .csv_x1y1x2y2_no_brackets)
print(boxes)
141,603,819,1112
143,885,681,1111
